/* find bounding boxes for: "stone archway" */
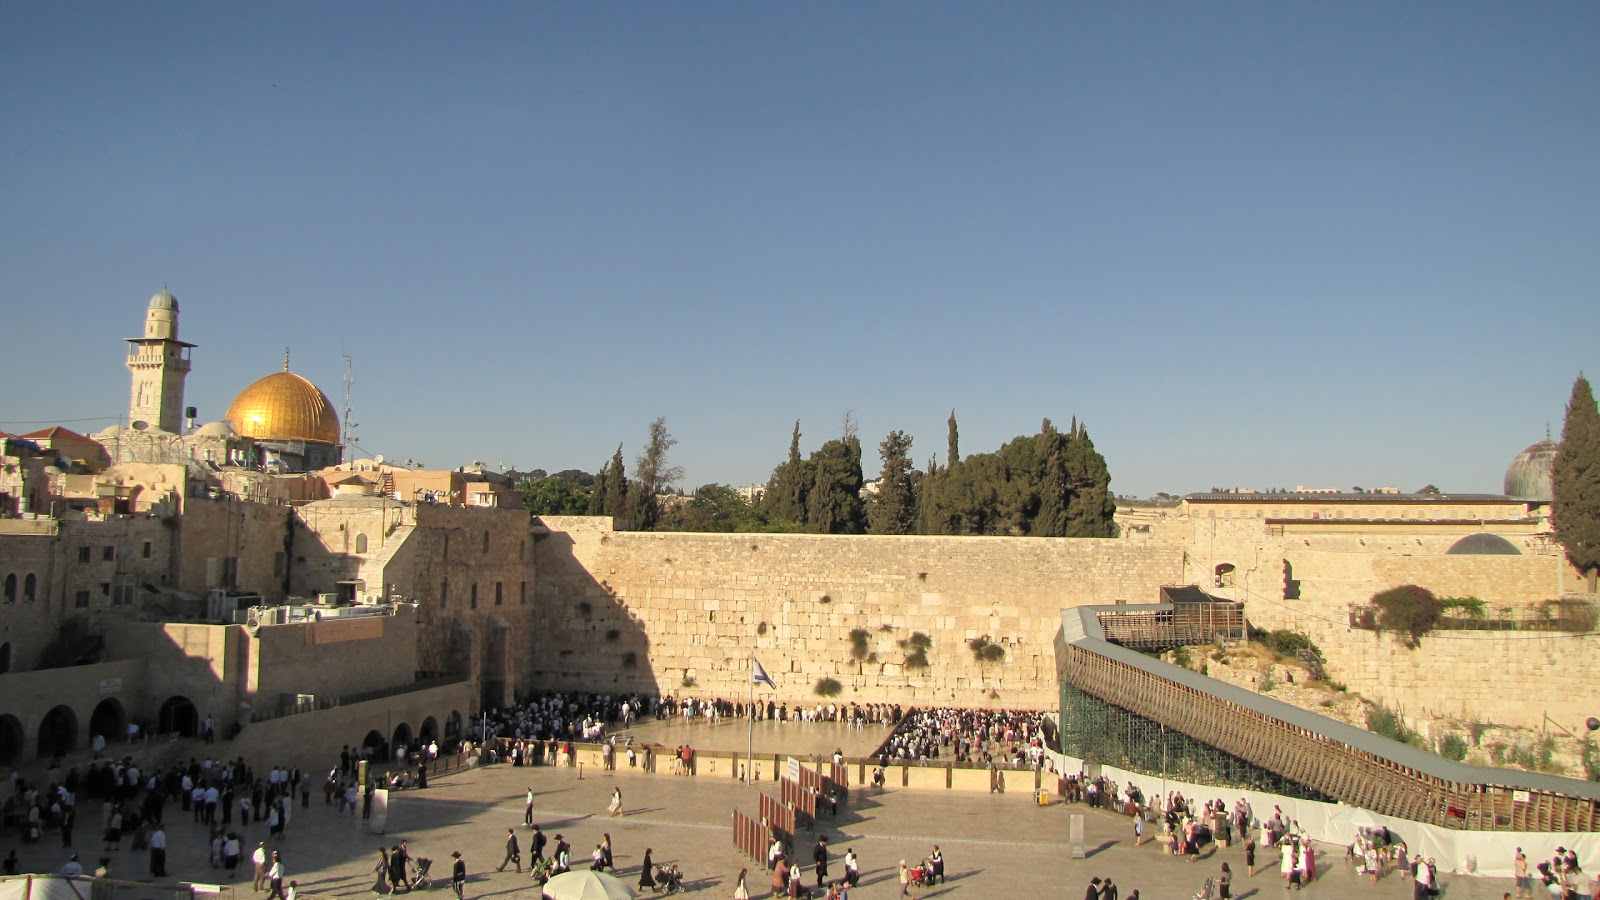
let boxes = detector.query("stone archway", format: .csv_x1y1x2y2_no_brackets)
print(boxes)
444,711,463,749
0,641,11,674
1213,562,1236,588
392,723,413,756
419,717,438,743
0,714,24,766
362,728,386,763
158,695,199,737
37,705,78,757
90,697,127,745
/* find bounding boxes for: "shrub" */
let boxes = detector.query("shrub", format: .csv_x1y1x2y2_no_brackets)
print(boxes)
680,675,697,688
1172,647,1193,669
1438,732,1469,762
968,636,1006,664
1366,702,1415,744
814,677,842,698
848,627,872,661
1551,599,1599,634
1439,596,1487,618
621,651,638,669
1258,668,1276,692
1371,585,1444,647
1583,738,1599,783
604,629,620,642
757,621,769,636
898,631,932,670
1259,630,1320,660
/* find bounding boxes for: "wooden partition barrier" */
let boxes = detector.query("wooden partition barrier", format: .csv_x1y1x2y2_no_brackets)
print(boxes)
732,809,766,863
760,792,796,846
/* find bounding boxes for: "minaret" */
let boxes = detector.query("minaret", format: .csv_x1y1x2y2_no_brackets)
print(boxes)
125,288,196,433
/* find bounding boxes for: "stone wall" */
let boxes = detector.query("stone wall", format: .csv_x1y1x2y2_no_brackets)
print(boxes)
250,609,419,704
0,522,61,672
179,498,292,600
530,517,1185,707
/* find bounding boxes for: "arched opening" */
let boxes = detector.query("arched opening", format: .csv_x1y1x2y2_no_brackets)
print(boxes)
37,705,78,757
3,574,15,603
0,714,25,766
0,641,11,674
355,533,368,554
481,617,509,710
444,711,463,748
90,698,127,745
158,696,199,737
23,572,37,602
419,716,438,743
1213,562,1236,588
362,729,386,763
1282,559,1301,601
391,723,413,755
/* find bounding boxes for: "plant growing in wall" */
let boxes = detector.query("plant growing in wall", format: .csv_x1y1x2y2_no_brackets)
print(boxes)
968,636,1005,664
815,677,842,697
898,631,932,671
1370,584,1443,648
848,627,872,662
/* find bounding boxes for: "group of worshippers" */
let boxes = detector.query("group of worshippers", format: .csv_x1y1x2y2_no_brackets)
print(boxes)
875,707,1049,766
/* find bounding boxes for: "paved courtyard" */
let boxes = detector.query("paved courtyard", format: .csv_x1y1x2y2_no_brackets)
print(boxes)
5,720,1531,900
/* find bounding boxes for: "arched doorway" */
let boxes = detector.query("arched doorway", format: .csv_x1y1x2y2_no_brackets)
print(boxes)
391,723,413,756
0,714,24,766
481,617,509,710
444,711,463,749
1213,562,1236,588
419,716,438,743
362,728,386,764
0,641,11,674
37,705,78,757
90,698,127,746
158,696,199,737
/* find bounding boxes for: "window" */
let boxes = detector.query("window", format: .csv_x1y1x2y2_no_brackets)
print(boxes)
75,590,90,609
440,579,449,609
23,573,36,602
102,546,115,561
482,530,489,553
355,533,368,553
443,534,449,558
495,582,503,605
519,539,525,561
3,573,15,603
520,581,527,605
79,546,91,563
101,582,111,596
470,584,478,609
143,541,152,559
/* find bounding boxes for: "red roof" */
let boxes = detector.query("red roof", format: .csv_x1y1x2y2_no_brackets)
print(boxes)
20,426,93,442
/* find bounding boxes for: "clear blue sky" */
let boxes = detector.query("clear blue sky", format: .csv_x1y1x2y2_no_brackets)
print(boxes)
3,2,1596,497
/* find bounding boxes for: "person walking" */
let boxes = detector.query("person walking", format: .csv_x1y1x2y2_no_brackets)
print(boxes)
149,825,168,877
640,849,657,893
843,849,859,887
898,861,911,898
733,868,749,900
813,837,829,888
524,789,534,827
497,828,521,873
253,842,270,891
265,852,286,900
1219,862,1233,900
373,849,392,896
450,852,466,900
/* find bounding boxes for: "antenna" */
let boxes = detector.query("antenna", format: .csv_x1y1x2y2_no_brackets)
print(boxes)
341,355,358,449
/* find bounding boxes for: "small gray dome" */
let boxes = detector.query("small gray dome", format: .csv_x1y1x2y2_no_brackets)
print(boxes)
194,421,235,438
1504,439,1557,500
1447,533,1522,556
149,289,178,311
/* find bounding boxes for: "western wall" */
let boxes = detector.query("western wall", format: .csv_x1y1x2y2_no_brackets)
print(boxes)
531,516,1185,708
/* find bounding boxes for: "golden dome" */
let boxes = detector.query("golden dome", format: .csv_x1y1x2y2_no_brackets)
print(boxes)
224,371,340,445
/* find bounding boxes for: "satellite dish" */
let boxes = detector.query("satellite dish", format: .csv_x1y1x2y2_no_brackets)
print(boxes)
1588,717,1600,732
131,420,149,431
374,454,385,465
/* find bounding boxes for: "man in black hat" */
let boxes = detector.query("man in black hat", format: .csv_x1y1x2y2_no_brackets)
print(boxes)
450,852,466,900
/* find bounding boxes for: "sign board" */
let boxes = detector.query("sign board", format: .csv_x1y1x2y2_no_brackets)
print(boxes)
1069,814,1086,859
1513,790,1531,804
99,678,122,694
787,757,801,783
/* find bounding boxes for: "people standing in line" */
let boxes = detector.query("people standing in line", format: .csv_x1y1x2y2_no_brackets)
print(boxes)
450,851,466,900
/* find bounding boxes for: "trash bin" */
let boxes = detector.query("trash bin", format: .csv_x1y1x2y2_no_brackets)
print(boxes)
1037,789,1051,807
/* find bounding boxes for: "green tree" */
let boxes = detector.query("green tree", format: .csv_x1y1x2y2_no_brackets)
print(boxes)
628,417,683,532
868,430,917,534
1062,424,1118,537
660,484,770,532
1554,375,1600,590
806,436,866,534
520,477,594,515
762,421,810,526
589,445,631,525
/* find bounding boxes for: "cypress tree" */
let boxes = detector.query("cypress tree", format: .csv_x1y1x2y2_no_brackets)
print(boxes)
599,445,630,527
1062,427,1118,538
946,410,960,469
868,430,917,535
806,436,866,534
762,421,809,525
1553,375,1600,589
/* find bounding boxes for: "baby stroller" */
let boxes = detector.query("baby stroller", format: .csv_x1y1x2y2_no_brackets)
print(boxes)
655,864,684,895
1192,876,1214,900
409,857,433,890
909,864,932,887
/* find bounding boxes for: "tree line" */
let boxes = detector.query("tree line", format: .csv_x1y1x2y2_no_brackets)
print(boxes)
517,412,1118,538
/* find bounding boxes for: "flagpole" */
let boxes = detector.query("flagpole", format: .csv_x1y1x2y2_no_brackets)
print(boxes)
747,654,755,785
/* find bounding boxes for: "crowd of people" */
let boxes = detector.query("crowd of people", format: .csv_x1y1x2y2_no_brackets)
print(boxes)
875,706,1051,766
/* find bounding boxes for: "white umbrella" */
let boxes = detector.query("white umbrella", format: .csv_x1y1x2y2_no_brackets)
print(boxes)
542,870,637,900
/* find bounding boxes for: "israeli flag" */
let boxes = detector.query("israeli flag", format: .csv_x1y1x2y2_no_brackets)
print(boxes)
751,657,777,689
